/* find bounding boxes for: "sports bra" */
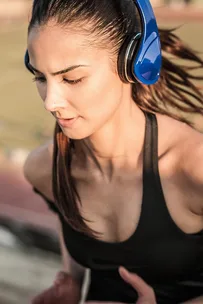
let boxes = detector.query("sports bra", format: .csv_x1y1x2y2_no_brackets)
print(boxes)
34,112,203,303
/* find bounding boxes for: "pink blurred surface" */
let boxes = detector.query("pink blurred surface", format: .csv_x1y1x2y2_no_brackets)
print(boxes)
0,163,58,232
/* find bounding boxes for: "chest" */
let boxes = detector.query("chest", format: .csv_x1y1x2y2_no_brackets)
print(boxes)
62,171,203,282
76,168,143,242
62,199,203,282
74,160,202,243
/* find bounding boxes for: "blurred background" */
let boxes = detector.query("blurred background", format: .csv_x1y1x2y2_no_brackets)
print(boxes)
0,0,202,303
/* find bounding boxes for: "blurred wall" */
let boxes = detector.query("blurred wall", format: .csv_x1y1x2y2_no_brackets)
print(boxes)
0,0,31,21
0,0,202,22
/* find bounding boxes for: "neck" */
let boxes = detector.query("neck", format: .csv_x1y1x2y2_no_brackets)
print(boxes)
75,100,146,179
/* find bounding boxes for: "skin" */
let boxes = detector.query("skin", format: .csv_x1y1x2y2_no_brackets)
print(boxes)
27,20,203,303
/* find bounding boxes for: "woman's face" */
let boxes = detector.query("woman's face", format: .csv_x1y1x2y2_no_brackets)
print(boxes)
27,22,126,140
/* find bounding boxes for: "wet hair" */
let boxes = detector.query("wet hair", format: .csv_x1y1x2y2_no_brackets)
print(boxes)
28,0,203,237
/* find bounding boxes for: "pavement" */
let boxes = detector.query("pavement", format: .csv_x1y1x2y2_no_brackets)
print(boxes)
0,159,58,232
0,245,60,304
0,158,61,303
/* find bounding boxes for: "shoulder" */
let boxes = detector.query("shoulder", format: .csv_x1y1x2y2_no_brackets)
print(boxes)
157,113,203,206
156,113,203,161
156,113,194,171
179,128,203,214
23,139,54,200
181,130,203,191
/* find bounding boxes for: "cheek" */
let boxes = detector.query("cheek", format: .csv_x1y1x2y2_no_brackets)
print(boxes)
75,69,122,119
84,78,122,123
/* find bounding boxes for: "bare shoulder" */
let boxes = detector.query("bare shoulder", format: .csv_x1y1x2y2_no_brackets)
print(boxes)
23,139,54,199
156,113,200,151
157,113,203,193
181,129,203,190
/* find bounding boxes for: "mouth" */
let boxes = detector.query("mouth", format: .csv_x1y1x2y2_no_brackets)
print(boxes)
57,117,79,128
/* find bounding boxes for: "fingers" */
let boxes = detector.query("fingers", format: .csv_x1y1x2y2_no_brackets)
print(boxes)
31,276,81,304
86,302,125,304
119,267,154,298
31,287,55,304
53,271,76,287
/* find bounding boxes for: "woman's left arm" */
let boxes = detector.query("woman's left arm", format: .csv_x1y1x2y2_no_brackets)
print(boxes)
180,142,203,304
182,139,203,207
181,296,203,304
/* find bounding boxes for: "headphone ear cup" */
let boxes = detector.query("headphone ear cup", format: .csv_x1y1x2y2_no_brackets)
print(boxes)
117,36,132,83
24,50,34,74
118,33,141,83
132,33,162,84
126,33,141,83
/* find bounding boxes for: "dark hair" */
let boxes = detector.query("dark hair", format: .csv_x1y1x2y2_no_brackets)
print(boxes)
28,0,203,237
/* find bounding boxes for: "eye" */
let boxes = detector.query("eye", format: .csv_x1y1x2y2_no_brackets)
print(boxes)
62,78,83,85
32,76,83,85
32,76,46,83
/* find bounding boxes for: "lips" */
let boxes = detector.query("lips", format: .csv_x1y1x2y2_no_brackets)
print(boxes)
56,117,75,120
57,117,78,128
58,117,75,121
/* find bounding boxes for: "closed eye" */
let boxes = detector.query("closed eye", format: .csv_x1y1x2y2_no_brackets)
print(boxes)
32,76,83,85
62,78,83,85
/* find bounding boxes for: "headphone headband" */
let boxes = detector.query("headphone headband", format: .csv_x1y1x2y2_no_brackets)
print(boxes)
131,0,162,85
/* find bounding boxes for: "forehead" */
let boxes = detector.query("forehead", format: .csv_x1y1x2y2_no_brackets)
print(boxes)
28,21,90,46
27,22,98,68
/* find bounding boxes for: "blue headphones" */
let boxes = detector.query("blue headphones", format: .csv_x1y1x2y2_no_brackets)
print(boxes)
118,0,162,85
25,0,161,85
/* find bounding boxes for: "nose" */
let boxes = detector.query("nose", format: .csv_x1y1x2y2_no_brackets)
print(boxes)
44,82,67,112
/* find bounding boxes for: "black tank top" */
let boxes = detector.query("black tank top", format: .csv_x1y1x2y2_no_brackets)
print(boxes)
34,112,203,304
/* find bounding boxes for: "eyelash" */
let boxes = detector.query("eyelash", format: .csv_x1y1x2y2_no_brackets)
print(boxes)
32,76,83,85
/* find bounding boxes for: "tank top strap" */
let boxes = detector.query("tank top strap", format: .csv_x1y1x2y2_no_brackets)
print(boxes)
143,111,159,184
139,111,167,223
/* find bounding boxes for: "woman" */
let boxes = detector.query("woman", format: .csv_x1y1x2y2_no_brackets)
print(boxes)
24,0,203,303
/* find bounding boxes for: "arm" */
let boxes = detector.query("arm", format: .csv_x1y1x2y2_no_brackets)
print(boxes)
30,219,86,304
58,218,90,304
182,138,203,212
182,297,203,304
58,218,86,286
23,142,87,303
23,140,54,200
24,141,86,278
180,140,203,303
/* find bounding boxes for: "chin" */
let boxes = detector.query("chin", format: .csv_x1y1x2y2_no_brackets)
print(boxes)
61,128,92,141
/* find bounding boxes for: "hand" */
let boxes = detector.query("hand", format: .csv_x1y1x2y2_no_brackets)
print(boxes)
86,267,156,304
86,302,124,304
119,267,157,304
31,271,81,304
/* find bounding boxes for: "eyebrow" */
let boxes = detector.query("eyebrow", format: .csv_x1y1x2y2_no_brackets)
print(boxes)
27,63,88,76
